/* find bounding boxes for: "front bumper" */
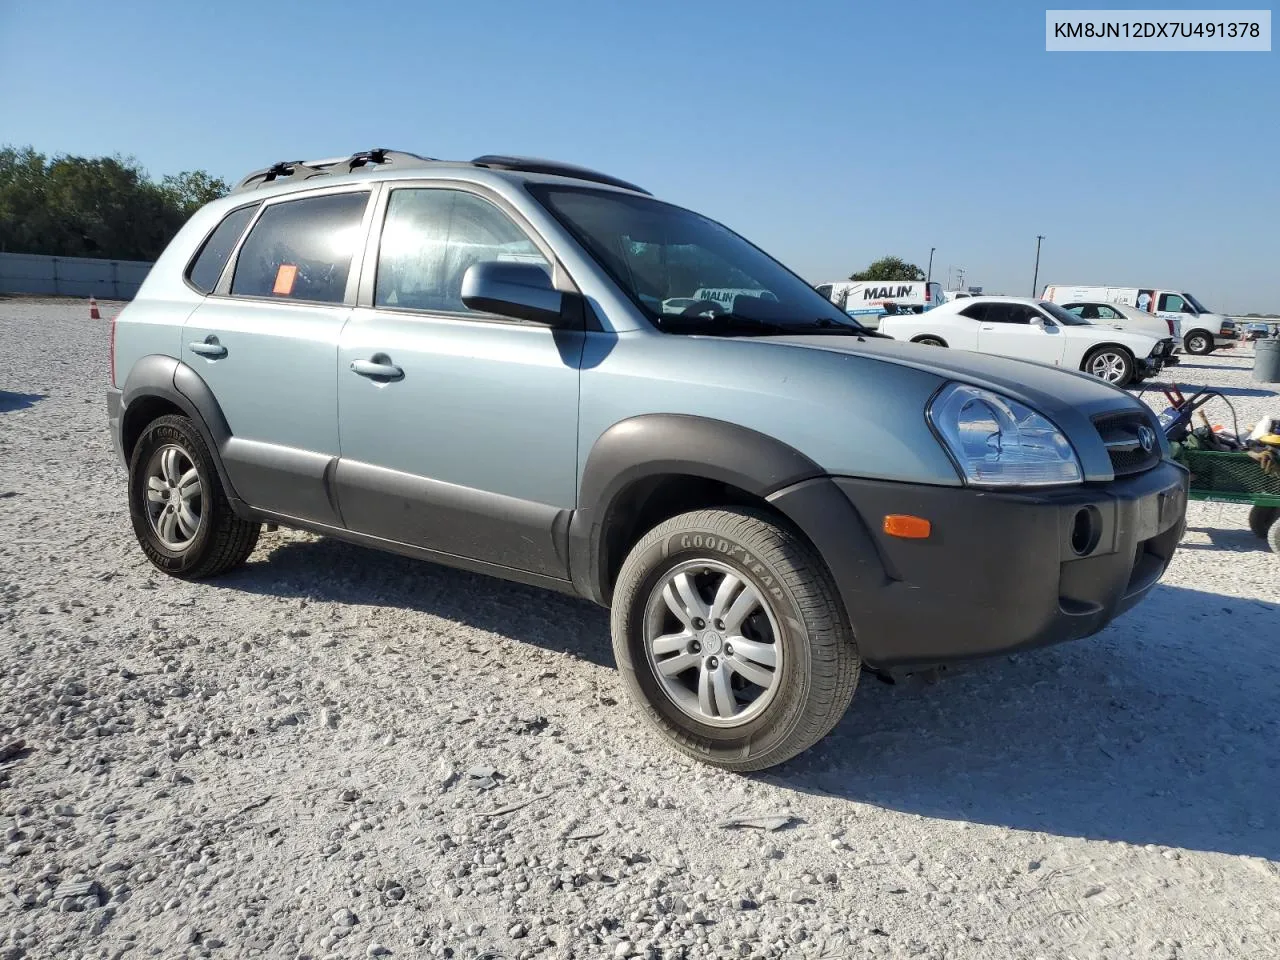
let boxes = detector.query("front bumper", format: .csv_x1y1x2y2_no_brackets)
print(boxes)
1136,356,1165,377
771,461,1188,669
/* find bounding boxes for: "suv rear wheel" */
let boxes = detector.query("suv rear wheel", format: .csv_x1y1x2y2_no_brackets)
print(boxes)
610,508,859,771
127,414,260,579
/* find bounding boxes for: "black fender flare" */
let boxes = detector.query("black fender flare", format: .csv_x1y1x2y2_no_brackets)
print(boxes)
567,414,886,625
119,355,242,506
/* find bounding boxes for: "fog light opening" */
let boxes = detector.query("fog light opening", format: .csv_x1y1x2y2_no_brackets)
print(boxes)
1070,506,1102,556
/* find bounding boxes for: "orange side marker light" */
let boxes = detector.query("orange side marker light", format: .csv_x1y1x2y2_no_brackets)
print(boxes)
883,514,931,539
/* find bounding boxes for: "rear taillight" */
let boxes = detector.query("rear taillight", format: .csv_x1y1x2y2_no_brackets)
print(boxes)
109,316,117,388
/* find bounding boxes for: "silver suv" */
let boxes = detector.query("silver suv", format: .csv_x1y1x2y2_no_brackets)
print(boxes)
108,148,1189,770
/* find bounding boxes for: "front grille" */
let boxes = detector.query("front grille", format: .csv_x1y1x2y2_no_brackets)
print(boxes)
1093,410,1161,477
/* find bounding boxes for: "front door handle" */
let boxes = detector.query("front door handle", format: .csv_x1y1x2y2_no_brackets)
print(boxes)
350,357,404,381
188,336,227,359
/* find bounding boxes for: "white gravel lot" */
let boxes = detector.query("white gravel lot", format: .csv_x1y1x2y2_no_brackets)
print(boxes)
1,296,1278,960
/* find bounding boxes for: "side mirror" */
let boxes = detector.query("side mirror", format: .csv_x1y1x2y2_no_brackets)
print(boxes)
1028,316,1044,327
460,261,563,325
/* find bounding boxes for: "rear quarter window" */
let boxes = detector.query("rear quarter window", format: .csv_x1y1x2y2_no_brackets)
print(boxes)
230,191,370,304
185,204,259,294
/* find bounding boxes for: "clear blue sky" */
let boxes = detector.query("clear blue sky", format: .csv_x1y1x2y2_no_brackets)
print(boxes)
2,0,1276,313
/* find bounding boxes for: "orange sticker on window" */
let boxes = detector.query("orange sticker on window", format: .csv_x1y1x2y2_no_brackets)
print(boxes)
273,264,298,295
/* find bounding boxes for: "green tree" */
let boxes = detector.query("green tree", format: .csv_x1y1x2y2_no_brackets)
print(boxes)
0,145,228,260
161,170,230,217
848,256,926,282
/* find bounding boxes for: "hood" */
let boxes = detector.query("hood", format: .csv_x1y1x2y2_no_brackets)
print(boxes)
1061,324,1160,348
748,333,1154,461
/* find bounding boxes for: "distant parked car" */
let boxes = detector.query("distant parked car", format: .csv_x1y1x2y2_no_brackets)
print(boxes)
1060,301,1182,341
879,296,1176,386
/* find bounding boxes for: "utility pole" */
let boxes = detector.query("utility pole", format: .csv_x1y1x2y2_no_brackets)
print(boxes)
1032,235,1045,297
926,247,935,284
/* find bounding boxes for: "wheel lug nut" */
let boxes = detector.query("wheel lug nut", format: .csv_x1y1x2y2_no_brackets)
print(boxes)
693,618,705,629
714,619,725,630
725,644,733,656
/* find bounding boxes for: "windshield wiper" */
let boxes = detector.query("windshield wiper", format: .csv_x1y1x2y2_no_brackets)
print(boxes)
659,314,797,337
659,314,887,339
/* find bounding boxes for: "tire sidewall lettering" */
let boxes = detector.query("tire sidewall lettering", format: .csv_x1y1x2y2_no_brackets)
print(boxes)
669,532,784,602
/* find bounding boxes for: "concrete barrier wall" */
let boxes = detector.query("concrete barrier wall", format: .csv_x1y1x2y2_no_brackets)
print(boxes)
0,252,153,299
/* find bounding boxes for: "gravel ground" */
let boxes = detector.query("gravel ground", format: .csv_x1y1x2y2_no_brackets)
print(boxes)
1,296,1278,960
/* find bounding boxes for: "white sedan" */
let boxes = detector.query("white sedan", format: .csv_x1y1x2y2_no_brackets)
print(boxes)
878,296,1176,386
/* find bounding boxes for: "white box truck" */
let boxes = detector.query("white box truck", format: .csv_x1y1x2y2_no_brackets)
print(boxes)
814,280,944,330
1041,284,1237,355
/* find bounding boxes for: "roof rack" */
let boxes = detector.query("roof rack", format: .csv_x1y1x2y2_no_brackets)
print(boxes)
230,148,649,196
470,155,650,195
231,148,436,193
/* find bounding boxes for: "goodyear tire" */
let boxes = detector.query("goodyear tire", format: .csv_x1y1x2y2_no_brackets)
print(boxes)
127,414,260,579
610,508,859,771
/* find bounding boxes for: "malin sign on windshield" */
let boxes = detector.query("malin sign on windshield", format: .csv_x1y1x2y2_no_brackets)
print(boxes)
1046,10,1272,50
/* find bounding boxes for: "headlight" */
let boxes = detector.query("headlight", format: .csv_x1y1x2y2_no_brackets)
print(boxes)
928,383,1082,487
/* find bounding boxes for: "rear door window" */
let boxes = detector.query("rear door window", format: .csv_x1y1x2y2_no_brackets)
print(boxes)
959,302,989,322
230,191,371,304
186,204,258,294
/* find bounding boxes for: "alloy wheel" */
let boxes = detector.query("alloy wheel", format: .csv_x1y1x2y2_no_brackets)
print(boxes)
144,444,204,550
1088,351,1128,383
642,559,783,727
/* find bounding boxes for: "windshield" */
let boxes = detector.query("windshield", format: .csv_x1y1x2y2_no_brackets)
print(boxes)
528,185,869,336
1038,301,1094,326
1183,292,1211,314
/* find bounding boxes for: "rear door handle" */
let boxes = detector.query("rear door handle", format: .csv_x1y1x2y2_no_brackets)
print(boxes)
350,357,404,381
188,337,227,359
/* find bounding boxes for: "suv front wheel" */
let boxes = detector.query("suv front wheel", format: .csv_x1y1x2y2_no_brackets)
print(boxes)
127,414,261,579
610,508,860,771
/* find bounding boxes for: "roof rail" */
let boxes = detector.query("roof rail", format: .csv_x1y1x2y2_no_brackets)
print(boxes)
230,148,648,196
231,148,436,193
470,155,650,195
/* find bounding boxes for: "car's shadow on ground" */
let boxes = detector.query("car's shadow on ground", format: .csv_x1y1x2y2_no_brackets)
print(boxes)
211,539,1279,860
208,534,614,667
765,583,1280,860
1163,361,1253,372
1183,384,1276,398
0,391,45,413
1177,525,1269,552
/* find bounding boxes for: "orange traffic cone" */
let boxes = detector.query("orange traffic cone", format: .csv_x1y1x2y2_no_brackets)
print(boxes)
89,297,101,320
